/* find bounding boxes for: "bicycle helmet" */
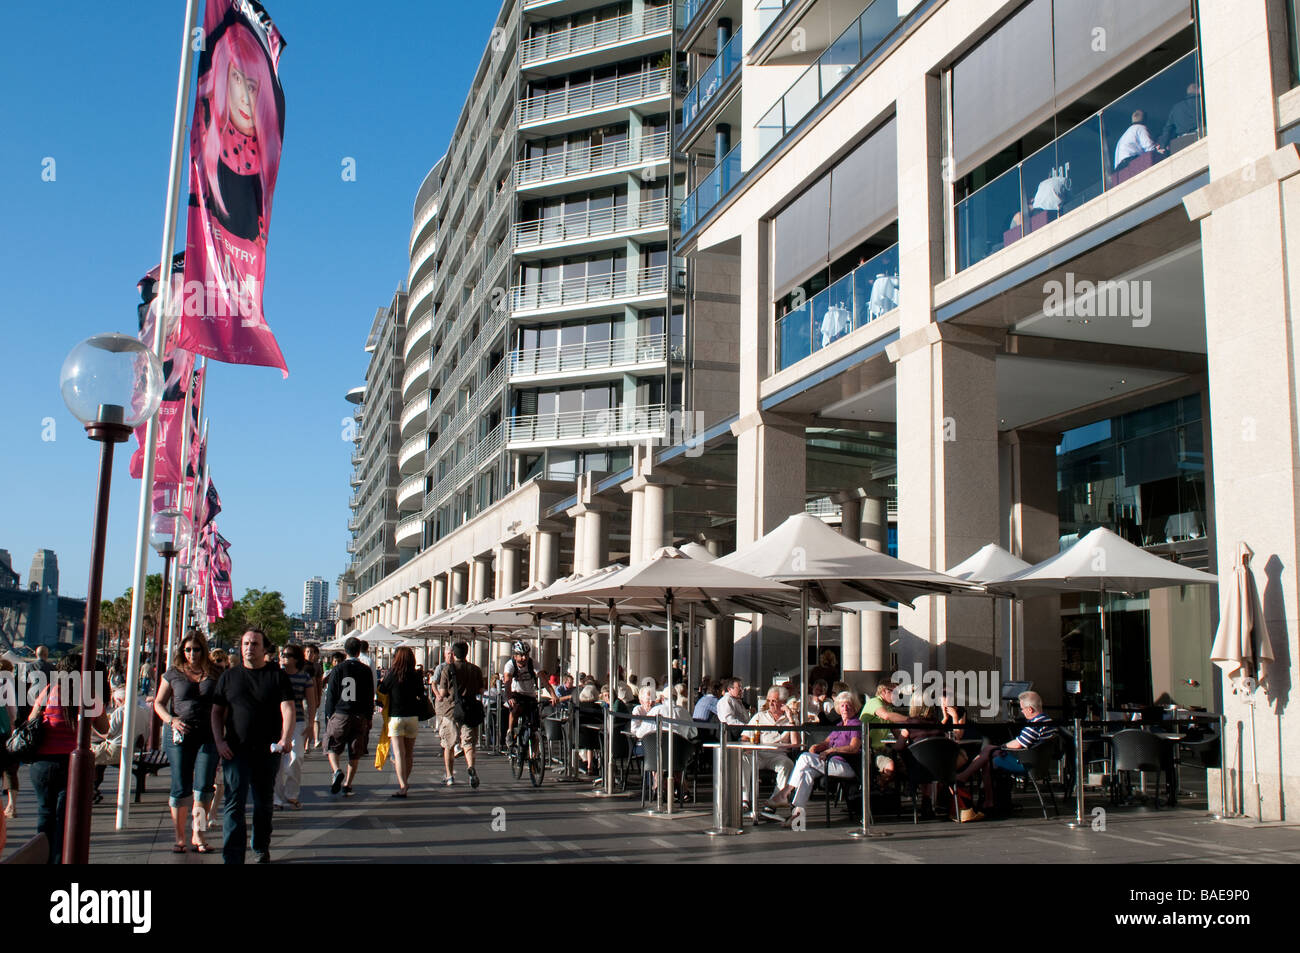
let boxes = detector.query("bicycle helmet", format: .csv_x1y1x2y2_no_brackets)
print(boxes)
511,640,530,656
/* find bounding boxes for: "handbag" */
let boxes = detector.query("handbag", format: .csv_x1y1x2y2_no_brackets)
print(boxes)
5,705,44,764
417,684,435,722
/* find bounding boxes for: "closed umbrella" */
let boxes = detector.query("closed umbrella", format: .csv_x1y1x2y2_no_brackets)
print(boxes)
1210,542,1275,818
991,526,1218,709
717,513,983,718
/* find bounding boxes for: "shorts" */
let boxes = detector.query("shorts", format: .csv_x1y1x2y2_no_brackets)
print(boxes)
437,715,478,751
325,713,370,760
388,715,420,739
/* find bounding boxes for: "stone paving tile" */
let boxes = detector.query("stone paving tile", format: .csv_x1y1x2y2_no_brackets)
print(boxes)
6,722,1299,865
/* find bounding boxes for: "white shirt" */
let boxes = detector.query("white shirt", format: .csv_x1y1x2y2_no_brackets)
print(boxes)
1114,123,1157,167
1030,174,1068,212
746,708,795,746
868,274,899,319
716,693,749,726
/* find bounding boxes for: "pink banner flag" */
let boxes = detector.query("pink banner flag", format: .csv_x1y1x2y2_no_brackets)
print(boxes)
178,0,289,377
130,366,201,483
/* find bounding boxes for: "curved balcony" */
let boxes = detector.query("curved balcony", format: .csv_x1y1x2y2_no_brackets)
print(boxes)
518,68,669,128
423,424,505,513
402,347,432,401
398,432,426,474
350,468,363,488
395,513,423,547
520,6,671,67
409,192,440,254
404,310,434,360
409,232,439,287
396,472,425,512
511,265,669,318
400,391,430,438
508,332,667,383
407,272,436,321
516,132,670,192
512,198,669,254
506,403,665,449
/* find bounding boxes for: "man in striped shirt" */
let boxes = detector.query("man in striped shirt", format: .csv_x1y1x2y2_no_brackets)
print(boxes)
955,690,1055,815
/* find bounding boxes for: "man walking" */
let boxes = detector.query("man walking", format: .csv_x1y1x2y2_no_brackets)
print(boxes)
273,644,316,810
211,629,295,864
323,636,375,797
302,643,325,747
435,640,483,788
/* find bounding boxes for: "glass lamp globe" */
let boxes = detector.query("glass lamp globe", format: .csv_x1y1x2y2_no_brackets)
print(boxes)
150,508,183,556
59,333,164,430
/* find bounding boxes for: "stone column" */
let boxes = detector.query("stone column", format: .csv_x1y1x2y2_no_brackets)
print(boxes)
530,527,560,586
449,567,466,608
1184,0,1300,819
398,592,409,629
415,582,430,622
472,555,492,602
432,576,447,614
700,535,728,679
887,71,998,677
861,496,889,674
837,496,864,688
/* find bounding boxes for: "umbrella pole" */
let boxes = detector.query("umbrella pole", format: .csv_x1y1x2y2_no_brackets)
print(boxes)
665,590,675,815
1249,694,1262,819
1099,585,1110,714
605,604,616,797
687,603,696,708
800,588,809,727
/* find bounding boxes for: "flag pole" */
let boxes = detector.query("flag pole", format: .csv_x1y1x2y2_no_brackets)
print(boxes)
180,418,209,635
163,360,199,671
116,0,202,832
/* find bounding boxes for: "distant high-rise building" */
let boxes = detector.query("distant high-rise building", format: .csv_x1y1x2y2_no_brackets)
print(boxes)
302,577,329,621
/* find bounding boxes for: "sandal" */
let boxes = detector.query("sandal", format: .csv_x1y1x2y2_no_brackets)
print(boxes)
285,799,302,810
172,844,188,853
192,841,213,853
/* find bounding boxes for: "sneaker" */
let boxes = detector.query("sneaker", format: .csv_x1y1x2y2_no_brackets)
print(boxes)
468,768,479,789
330,769,344,794
442,776,456,786
253,851,270,864
342,785,354,797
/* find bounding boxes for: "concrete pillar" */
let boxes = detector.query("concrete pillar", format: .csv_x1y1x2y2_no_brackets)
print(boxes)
531,529,559,585
583,510,607,573
433,576,447,614
398,592,409,629
627,487,645,564
571,513,587,574
450,567,466,607
640,483,667,560
416,582,430,621
838,497,864,683
472,556,492,601
861,496,888,673
887,70,998,678
499,545,521,598
1185,0,1300,818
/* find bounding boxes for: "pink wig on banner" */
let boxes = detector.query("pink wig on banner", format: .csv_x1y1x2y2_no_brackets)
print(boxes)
197,22,282,226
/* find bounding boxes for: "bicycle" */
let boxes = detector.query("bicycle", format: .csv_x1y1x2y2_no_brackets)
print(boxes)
508,700,546,787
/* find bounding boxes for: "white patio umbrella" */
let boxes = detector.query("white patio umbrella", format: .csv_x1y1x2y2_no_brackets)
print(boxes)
356,622,405,645
1210,542,1275,819
532,546,802,807
717,512,984,717
990,526,1218,709
946,543,1033,680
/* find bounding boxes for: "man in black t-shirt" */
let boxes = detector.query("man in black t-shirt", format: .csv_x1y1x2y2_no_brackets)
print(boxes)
211,629,295,864
323,636,375,796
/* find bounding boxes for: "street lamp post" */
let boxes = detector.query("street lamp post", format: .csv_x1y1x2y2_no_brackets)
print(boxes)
147,510,182,750
59,333,162,865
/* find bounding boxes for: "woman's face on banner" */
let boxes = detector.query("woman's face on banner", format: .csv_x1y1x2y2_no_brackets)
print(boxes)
226,60,258,136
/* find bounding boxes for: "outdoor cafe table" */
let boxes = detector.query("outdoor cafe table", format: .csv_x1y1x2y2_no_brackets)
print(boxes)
702,742,797,825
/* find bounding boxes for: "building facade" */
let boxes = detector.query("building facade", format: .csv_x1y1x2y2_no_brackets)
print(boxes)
347,0,1300,819
302,576,329,621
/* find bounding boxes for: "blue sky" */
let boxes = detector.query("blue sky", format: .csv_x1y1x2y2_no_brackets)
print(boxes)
0,1,499,612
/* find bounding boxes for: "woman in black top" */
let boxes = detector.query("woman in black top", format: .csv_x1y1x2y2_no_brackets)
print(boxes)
153,631,220,853
378,647,428,797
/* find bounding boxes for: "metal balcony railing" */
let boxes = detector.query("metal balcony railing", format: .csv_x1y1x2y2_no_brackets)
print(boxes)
681,28,743,132
397,473,425,507
507,403,666,445
518,67,670,125
398,433,426,470
400,392,430,431
511,265,668,313
395,513,423,543
512,197,669,249
402,348,432,395
509,332,667,378
404,311,434,360
350,470,363,488
516,131,670,188
520,6,671,65
410,193,440,250
425,423,506,512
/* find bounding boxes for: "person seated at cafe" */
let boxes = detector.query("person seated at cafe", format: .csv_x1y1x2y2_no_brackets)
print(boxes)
1114,109,1166,172
860,680,911,786
575,683,603,775
742,686,799,810
810,650,838,688
955,690,1055,811
716,677,749,730
556,674,575,702
807,679,837,724
766,692,861,824
1159,83,1200,150
631,684,659,740
693,679,722,722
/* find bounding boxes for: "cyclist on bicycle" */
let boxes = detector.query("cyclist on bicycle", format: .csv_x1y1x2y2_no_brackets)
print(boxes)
502,640,539,743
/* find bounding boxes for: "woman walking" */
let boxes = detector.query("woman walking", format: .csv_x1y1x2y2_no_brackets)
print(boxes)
29,654,109,863
153,632,220,853
377,647,428,797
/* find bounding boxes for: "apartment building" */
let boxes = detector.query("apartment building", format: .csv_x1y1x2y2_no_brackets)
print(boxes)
347,0,1300,818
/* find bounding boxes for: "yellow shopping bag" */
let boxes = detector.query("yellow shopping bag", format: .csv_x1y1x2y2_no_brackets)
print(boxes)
374,692,390,770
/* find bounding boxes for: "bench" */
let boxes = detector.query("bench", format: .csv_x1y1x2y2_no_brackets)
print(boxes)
131,744,170,803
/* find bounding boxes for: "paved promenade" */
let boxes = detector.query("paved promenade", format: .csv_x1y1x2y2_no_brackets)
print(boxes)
5,723,1299,864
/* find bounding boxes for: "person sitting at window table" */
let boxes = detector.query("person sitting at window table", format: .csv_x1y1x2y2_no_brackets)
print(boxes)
743,686,800,811
1113,109,1166,172
1159,83,1201,151
716,677,749,731
765,692,861,825
693,679,722,722
575,683,603,775
806,679,836,724
954,690,1055,816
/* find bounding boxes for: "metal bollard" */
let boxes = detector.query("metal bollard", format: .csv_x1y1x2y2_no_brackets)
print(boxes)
848,720,885,839
1066,717,1085,829
655,714,665,814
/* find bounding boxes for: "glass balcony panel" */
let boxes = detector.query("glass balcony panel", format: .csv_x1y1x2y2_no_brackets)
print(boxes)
1101,52,1202,184
777,302,812,370
810,272,854,354
955,164,1023,271
783,68,820,132
858,0,898,57
818,20,860,95
755,0,789,36
756,102,784,159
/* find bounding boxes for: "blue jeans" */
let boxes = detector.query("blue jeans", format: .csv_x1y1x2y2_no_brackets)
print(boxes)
30,755,69,864
164,732,218,808
221,750,281,864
